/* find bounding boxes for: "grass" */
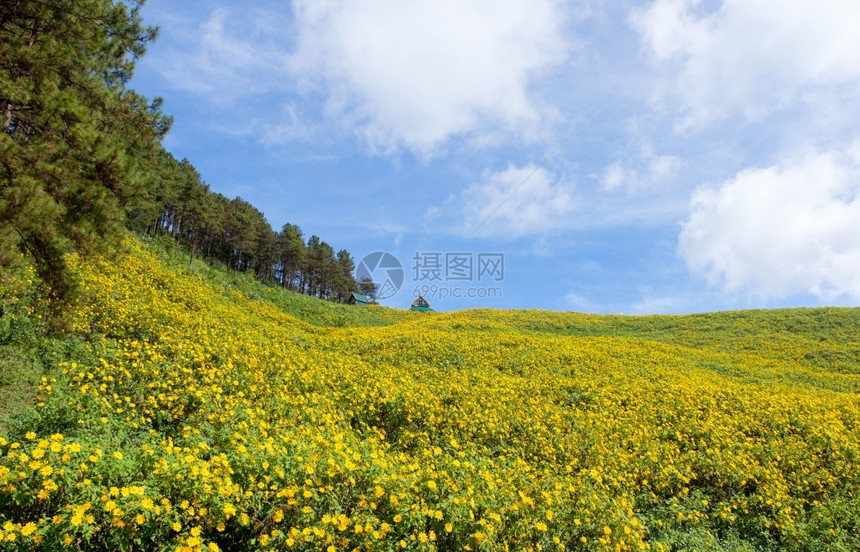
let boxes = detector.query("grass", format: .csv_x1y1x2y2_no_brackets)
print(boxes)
0,236,858,551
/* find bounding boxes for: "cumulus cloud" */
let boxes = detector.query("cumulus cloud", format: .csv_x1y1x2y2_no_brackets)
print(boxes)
631,0,860,127
678,145,860,301
289,0,569,154
460,164,576,238
150,1,571,154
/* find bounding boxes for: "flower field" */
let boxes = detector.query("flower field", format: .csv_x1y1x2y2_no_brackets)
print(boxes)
1,239,859,551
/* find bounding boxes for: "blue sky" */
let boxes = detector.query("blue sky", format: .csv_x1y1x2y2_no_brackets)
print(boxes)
130,0,860,313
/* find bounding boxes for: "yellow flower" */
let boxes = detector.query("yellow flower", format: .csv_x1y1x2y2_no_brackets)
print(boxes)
8,234,858,552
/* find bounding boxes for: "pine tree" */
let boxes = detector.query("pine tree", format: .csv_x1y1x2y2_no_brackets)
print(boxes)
0,0,170,307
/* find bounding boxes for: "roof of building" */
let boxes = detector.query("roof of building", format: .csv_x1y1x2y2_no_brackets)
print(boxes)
349,292,370,305
411,294,431,311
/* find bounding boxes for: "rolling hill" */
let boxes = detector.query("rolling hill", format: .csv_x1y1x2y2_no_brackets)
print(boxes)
0,237,858,551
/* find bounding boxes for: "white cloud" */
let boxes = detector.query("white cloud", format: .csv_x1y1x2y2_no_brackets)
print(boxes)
600,162,634,192
148,1,575,155
649,154,683,181
460,164,576,238
423,206,441,222
255,103,337,147
600,154,682,192
678,145,860,301
631,0,860,127
564,292,597,311
289,0,570,155
630,295,684,314
154,7,289,100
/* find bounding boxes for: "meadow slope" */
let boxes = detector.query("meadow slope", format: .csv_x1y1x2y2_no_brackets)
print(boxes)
1,238,859,551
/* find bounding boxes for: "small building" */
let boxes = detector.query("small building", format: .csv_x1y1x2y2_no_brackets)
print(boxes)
348,292,370,305
410,294,432,312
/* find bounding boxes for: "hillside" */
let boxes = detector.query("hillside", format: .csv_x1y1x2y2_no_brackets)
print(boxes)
1,237,859,551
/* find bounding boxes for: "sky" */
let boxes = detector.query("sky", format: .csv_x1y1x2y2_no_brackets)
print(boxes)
129,0,860,314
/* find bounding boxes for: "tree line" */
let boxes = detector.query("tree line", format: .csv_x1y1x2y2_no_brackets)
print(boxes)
1,0,362,309
127,150,361,301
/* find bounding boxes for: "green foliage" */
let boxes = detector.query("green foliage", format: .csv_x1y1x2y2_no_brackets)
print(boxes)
0,262,92,435
0,0,170,307
1,0,362,317
140,235,413,328
0,238,858,551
